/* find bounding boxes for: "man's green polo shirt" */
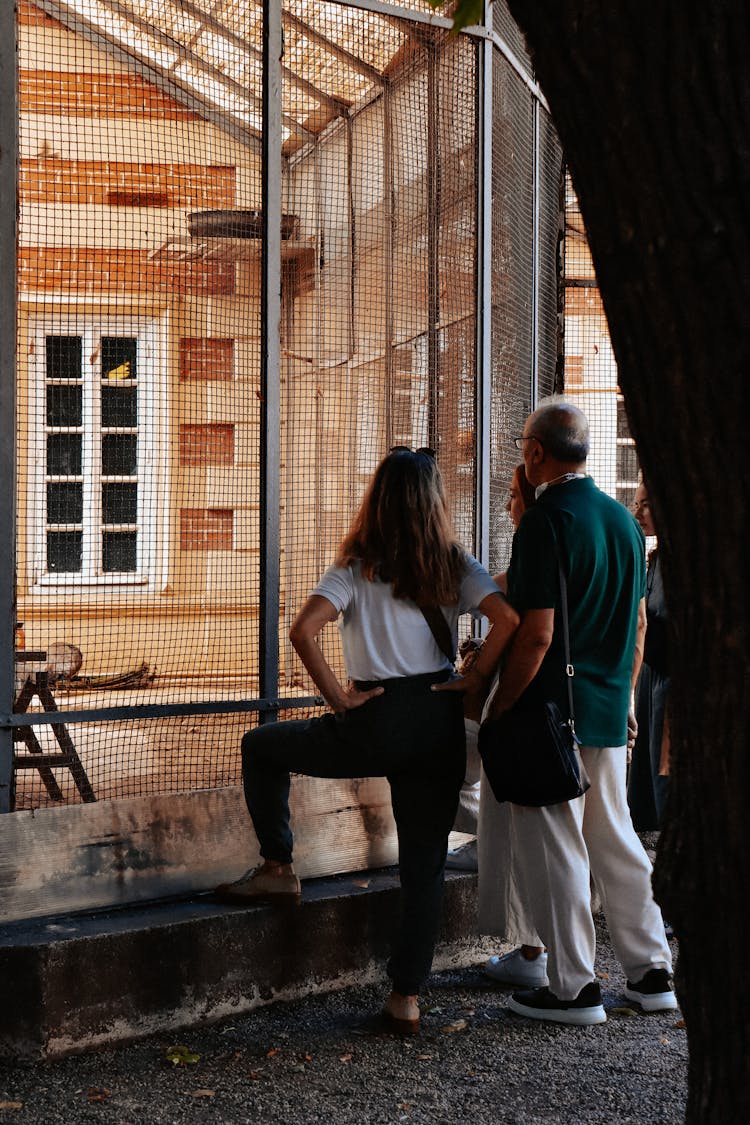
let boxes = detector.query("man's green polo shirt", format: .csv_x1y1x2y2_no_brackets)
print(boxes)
506,475,646,748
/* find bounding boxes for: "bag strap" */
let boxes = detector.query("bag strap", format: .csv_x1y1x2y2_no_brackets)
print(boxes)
546,514,576,734
556,554,577,732
419,604,455,663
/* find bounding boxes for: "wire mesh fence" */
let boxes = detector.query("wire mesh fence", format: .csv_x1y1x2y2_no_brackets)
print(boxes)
562,173,638,511
9,0,564,812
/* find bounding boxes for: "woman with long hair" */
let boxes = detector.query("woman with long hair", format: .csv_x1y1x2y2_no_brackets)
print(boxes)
216,447,518,1033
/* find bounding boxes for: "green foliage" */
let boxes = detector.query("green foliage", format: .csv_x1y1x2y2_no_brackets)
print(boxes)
427,1,485,35
165,1044,201,1066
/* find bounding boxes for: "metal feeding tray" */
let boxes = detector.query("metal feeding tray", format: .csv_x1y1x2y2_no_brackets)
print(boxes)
187,210,299,240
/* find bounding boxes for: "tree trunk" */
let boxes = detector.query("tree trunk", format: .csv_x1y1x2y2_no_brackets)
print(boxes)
505,2,749,1120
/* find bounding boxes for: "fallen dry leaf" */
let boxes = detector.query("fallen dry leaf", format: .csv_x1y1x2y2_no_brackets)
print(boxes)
674,1018,686,1029
352,879,370,888
300,1053,312,1062
248,1070,264,1081
339,1053,353,1062
191,1090,215,1099
440,1018,469,1034
610,1005,638,1017
0,1103,24,1111
86,1088,111,1103
416,1054,433,1061
266,1048,280,1058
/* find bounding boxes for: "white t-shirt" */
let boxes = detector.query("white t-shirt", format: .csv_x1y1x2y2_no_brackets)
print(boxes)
312,554,499,681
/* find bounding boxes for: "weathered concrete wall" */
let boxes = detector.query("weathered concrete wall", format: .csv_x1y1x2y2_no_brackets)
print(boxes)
0,871,491,1059
0,778,399,923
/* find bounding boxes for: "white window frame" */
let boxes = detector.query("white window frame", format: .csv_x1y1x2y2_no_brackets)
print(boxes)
27,314,167,590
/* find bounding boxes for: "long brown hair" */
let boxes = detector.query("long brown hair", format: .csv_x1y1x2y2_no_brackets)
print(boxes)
335,448,463,604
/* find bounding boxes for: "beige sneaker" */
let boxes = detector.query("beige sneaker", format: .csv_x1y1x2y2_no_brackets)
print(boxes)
215,865,301,904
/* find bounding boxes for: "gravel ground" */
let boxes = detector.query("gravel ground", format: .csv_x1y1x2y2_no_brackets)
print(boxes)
0,916,686,1125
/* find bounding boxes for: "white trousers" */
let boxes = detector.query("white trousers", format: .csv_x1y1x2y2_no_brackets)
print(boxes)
452,718,482,834
461,718,543,946
510,743,672,999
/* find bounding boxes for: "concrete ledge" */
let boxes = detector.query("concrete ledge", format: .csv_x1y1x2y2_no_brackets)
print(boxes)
0,870,487,1059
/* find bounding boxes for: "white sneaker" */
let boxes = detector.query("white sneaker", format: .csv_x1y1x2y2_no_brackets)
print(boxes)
484,948,549,987
445,840,478,872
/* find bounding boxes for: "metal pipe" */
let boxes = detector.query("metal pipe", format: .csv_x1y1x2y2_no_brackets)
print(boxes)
474,14,493,571
347,113,357,360
531,96,541,408
0,696,326,729
383,87,395,447
427,43,440,451
259,0,283,723
0,1,16,812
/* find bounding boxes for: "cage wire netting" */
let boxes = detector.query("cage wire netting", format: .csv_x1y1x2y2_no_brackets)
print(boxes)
562,173,638,511
11,0,566,812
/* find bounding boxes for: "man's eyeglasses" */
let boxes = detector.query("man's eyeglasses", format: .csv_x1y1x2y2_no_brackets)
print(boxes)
513,435,539,449
389,445,436,458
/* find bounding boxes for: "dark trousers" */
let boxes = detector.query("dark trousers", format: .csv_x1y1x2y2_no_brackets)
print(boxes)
241,670,465,995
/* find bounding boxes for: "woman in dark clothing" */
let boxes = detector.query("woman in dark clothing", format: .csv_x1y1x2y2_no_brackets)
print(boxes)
216,448,518,1033
628,481,670,831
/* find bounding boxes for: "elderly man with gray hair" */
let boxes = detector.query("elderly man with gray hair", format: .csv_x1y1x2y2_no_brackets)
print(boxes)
487,399,676,1026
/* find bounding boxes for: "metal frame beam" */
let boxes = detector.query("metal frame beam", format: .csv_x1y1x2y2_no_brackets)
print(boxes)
258,0,283,722
474,4,492,571
531,96,541,407
383,85,395,446
282,9,385,87
35,0,264,151
93,0,316,142
0,1,16,812
178,0,348,116
426,40,440,451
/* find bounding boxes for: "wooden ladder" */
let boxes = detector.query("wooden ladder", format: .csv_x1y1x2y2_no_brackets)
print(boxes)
13,655,96,807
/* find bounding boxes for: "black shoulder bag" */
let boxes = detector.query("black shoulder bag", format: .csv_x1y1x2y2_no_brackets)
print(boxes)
477,539,590,807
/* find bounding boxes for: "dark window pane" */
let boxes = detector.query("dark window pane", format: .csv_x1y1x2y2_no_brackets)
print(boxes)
46,336,82,380
102,434,137,475
46,384,82,426
101,385,137,427
47,531,82,572
47,482,83,524
616,398,632,440
616,485,636,511
616,443,639,482
103,531,137,572
47,433,82,475
102,483,137,524
102,336,137,381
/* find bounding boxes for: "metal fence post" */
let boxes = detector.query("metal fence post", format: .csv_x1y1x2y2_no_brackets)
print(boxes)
259,0,282,721
531,96,541,408
0,4,17,812
474,4,493,572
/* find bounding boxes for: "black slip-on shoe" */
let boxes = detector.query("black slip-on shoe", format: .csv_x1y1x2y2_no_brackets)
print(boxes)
508,982,606,1026
624,968,678,1012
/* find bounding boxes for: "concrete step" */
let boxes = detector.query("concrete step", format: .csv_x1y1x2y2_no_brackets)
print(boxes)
0,869,486,1059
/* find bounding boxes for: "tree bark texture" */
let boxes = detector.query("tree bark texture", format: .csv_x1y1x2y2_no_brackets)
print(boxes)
505,2,749,1120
